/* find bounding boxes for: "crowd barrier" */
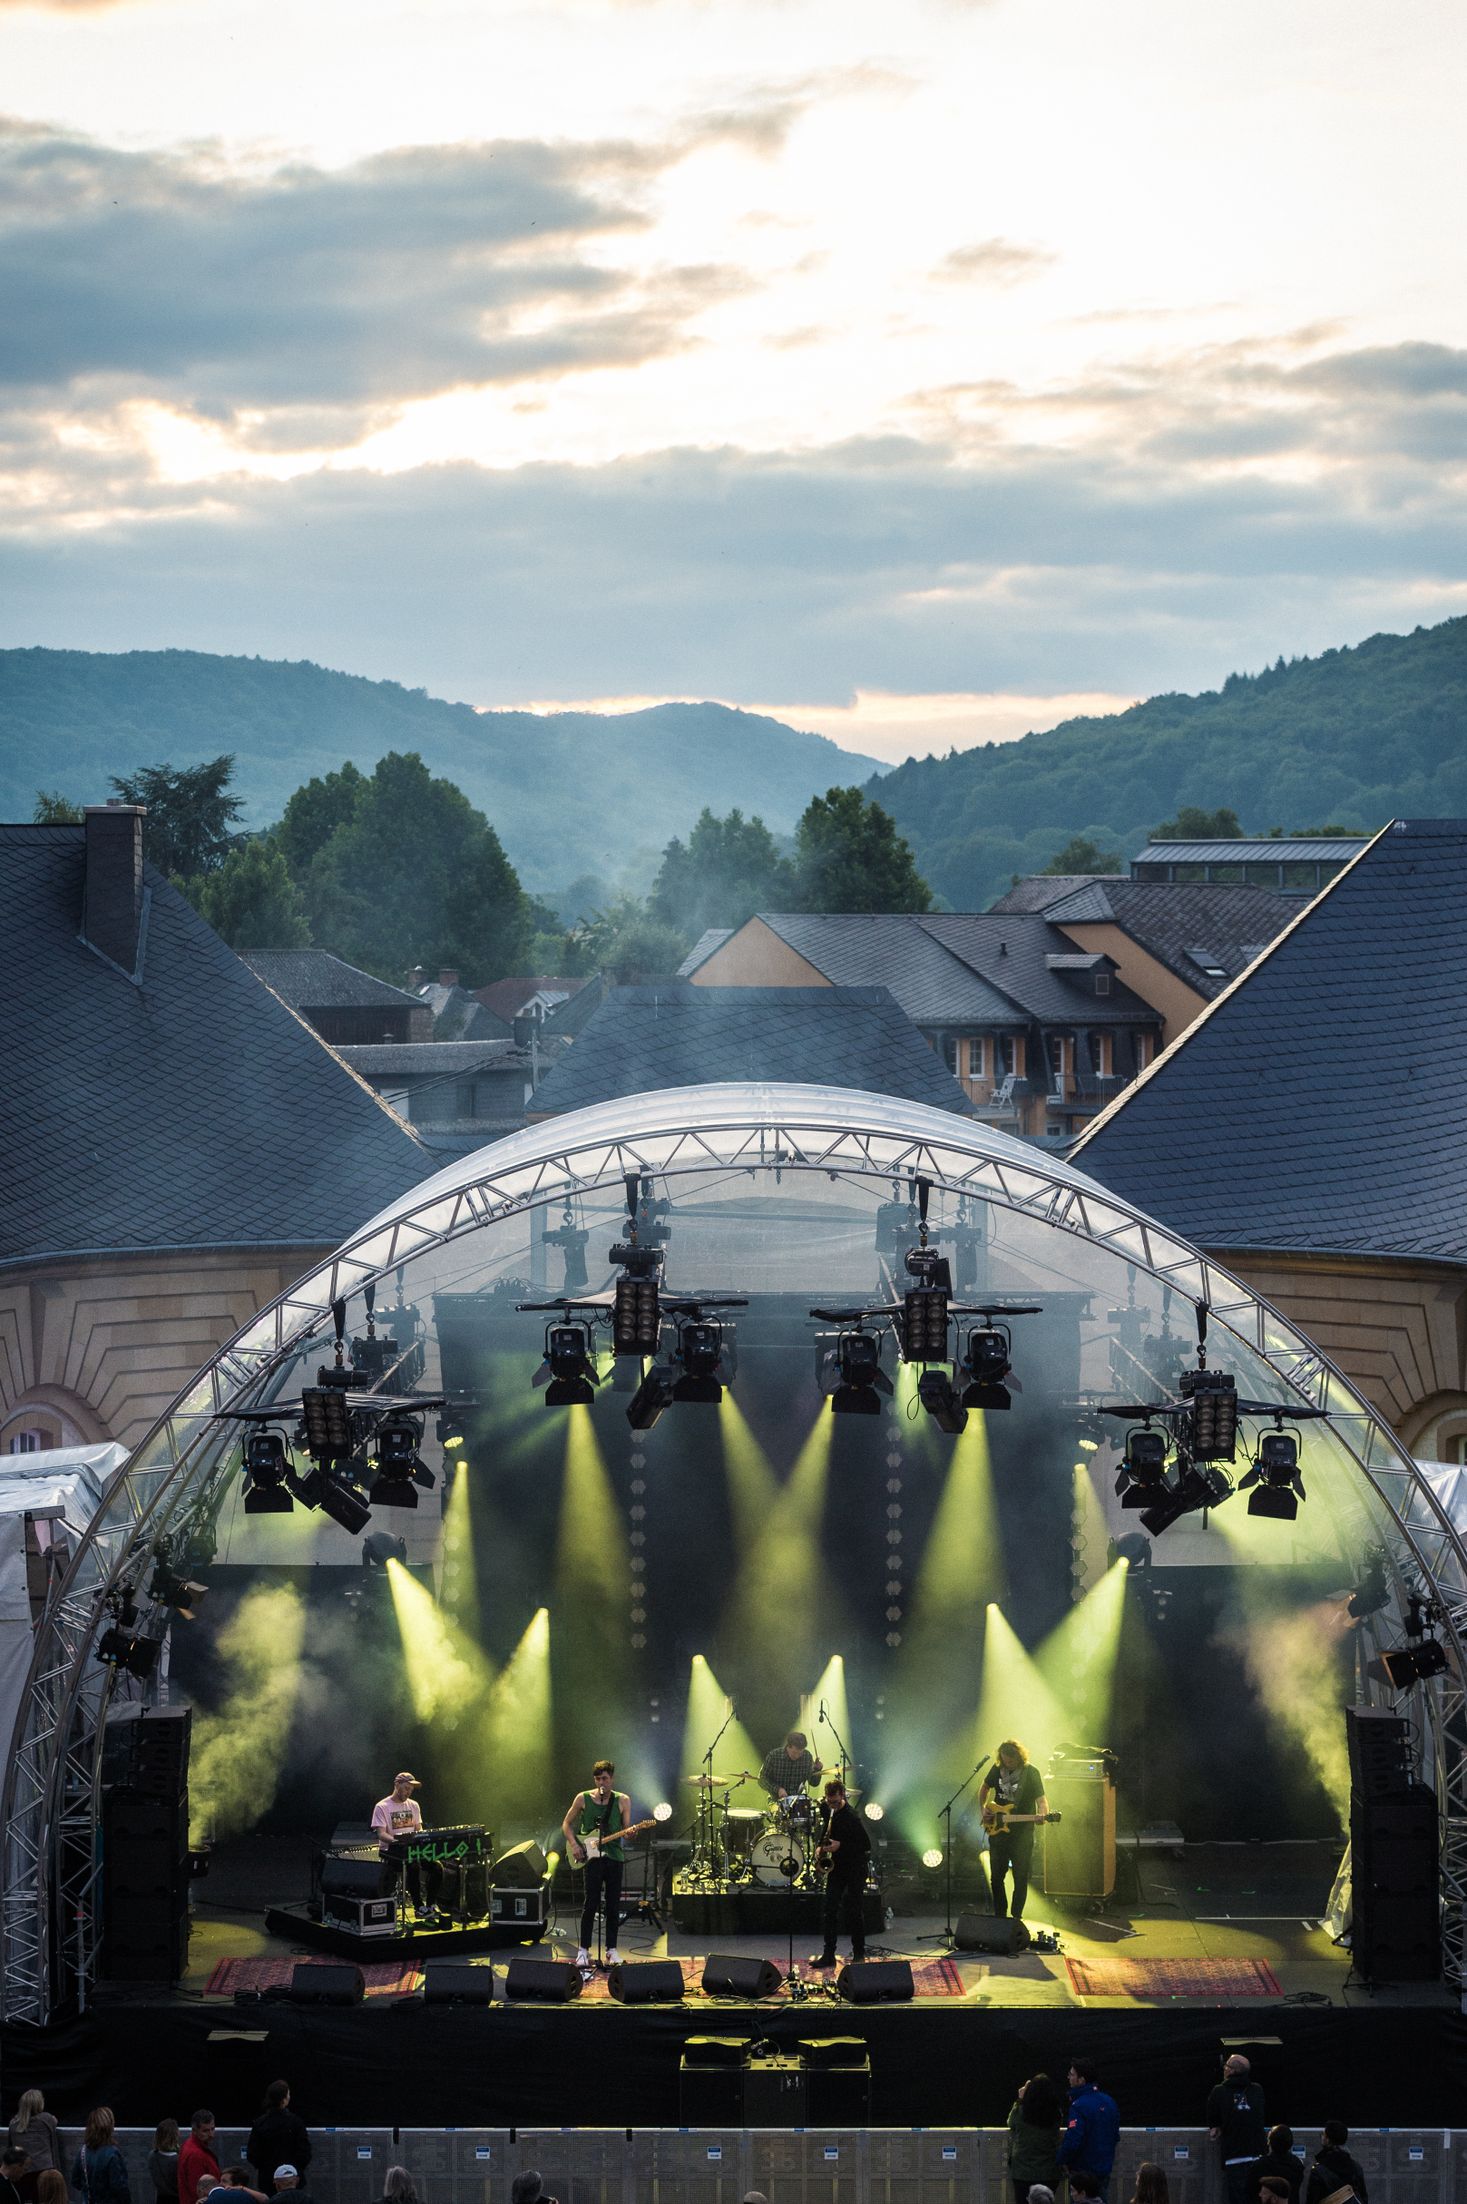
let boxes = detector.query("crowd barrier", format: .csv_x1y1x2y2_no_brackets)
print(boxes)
105,2128,1459,2204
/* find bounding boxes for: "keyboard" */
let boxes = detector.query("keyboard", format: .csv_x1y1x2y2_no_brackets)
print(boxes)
384,1823,490,1866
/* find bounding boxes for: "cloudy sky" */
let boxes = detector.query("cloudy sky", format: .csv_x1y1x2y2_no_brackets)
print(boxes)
2,0,1464,761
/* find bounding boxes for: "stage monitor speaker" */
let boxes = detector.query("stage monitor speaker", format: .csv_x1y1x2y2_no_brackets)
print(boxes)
288,1962,365,2005
320,1855,396,1902
490,1839,548,1887
798,2036,869,2067
701,1952,784,1999
1041,1774,1116,1898
837,1957,914,2003
608,1958,685,2003
504,1955,582,2002
954,1913,1030,1954
423,1962,496,2006
682,2036,749,2066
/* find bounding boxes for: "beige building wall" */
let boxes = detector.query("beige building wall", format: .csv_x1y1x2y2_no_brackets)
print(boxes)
1053,921,1208,1044
690,920,829,988
0,1247,330,1455
1217,1248,1467,1459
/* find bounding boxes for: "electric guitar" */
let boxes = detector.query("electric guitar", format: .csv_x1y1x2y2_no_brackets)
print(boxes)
581,1817,657,1860
982,1804,1062,1836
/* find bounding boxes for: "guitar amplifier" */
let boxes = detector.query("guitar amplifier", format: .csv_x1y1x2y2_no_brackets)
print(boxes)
1041,1773,1116,1898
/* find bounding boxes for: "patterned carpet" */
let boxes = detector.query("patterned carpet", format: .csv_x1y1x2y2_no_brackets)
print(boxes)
1065,1956,1283,1999
204,1956,422,1998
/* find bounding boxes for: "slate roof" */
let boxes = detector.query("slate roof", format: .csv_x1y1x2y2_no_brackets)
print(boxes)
917,914,1157,1025
472,975,587,1022
677,928,733,977
1036,879,1296,998
987,875,1105,913
1073,821,1467,1264
758,913,1020,1025
240,949,422,1011
1,826,431,1265
338,1040,546,1077
528,986,975,1116
1134,836,1369,866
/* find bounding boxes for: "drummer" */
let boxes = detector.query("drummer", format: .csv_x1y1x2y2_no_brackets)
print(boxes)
759,1729,824,1803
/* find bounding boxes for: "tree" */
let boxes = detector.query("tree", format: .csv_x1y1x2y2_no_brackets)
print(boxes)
1150,805,1243,841
564,897,688,983
794,786,931,913
33,790,83,823
275,760,366,876
186,839,311,950
1040,835,1123,875
650,807,797,937
300,750,530,984
110,756,243,877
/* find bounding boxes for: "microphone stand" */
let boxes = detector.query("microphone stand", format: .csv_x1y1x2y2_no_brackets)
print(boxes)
919,1755,990,1950
699,1700,737,1885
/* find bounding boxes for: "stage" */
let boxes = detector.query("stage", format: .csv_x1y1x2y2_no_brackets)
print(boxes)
6,1832,1463,2129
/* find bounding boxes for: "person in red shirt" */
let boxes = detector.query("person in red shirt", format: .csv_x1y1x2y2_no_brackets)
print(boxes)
177,2117,219,2204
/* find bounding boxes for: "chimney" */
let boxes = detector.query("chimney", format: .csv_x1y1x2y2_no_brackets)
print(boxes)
409,965,428,990
438,968,460,989
83,803,146,975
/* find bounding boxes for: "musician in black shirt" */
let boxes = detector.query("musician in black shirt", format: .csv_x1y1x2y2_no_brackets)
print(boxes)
808,1779,870,1969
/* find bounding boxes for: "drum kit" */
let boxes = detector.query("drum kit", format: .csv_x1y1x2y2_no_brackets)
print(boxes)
683,1770,859,1888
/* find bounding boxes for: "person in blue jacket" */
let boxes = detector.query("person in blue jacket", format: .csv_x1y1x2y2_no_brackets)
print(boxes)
1058,2059,1121,2201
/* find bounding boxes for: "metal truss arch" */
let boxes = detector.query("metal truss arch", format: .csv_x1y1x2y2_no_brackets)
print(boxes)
7,1082,1467,2019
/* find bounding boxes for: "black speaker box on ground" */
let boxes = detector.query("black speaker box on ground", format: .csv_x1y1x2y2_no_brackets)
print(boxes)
678,2061,742,2124
608,1958,685,2003
504,1954,582,2002
682,2035,749,2065
701,1952,784,1999
289,1962,365,2005
320,1854,396,1902
423,1962,496,2005
490,1839,548,1886
808,2063,872,2124
101,1783,189,1982
743,2054,808,2125
954,1913,1031,1954
837,1956,914,2003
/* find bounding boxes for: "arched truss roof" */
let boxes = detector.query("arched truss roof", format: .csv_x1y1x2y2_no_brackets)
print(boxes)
6,1082,1467,2022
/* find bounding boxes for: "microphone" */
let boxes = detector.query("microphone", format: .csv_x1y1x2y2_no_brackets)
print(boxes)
818,1699,827,1722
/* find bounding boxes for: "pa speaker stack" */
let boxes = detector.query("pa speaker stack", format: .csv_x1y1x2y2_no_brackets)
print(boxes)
100,1706,192,1983
1346,1707,1440,1983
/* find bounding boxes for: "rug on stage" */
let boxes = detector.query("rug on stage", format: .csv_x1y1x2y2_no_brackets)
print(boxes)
1065,1956,1283,1999
204,1957,424,1998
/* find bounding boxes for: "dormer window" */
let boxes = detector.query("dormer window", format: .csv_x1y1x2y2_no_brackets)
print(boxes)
1094,971,1112,996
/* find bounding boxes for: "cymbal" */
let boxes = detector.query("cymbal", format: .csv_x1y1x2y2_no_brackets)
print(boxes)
683,1772,749,1787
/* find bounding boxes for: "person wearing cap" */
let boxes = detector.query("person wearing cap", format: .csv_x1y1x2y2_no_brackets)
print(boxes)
269,2171,312,2204
371,1771,443,1924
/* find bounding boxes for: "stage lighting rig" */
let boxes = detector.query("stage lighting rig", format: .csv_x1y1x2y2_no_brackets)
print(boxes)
362,1529,408,1569
625,1297,746,1428
959,1310,1038,1410
1347,1552,1390,1621
542,1320,603,1407
95,1583,162,1677
1375,1594,1450,1688
1238,1425,1306,1519
1114,1422,1169,1507
369,1412,435,1508
818,1324,894,1416
242,1428,295,1515
607,1172,668,1356
1098,1400,1233,1534
148,1545,208,1620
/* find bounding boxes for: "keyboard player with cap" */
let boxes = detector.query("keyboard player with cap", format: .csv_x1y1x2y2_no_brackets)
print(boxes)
371,1770,444,1924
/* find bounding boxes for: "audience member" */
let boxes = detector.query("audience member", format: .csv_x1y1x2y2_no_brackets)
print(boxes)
70,2112,128,2204
1259,2183,1292,2204
268,2174,310,2204
37,2175,67,2204
247,2086,310,2197
9,2095,61,2178
1248,2126,1303,2204
1069,2177,1103,2204
3,2148,31,2204
1006,2073,1066,2204
203,2171,266,2204
146,2127,179,2204
1028,2188,1055,2204
510,2177,561,2204
1307,2125,1369,2204
1207,2055,1269,2204
176,2118,218,2204
380,2172,418,2204
1131,2167,1170,2204
1058,2060,1120,2202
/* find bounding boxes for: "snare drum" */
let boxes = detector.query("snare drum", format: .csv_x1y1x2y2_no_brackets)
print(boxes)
777,1793,814,1830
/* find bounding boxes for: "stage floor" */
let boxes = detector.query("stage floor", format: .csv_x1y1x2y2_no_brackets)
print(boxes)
180,1831,1448,2013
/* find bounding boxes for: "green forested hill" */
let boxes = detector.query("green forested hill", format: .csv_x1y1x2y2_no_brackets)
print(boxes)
0,648,878,892
866,618,1467,908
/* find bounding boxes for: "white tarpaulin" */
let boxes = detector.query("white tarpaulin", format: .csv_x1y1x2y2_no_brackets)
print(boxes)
0,1444,124,1764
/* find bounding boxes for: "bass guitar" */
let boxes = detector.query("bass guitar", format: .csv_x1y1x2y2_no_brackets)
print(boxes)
582,1817,658,1861
982,1804,1062,1837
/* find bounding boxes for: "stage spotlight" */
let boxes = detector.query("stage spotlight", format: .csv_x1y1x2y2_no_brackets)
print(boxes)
1139,1459,1233,1538
242,1429,295,1514
1110,1531,1151,1570
826,1328,892,1416
362,1529,408,1569
297,1465,373,1535
1378,1637,1449,1688
370,1414,435,1509
148,1553,207,1620
626,1362,678,1432
1238,1428,1305,1520
1180,1368,1238,1462
917,1368,968,1435
862,1801,885,1822
1116,1425,1169,1507
538,1321,601,1407
436,1412,467,1451
672,1319,730,1405
653,1801,673,1823
961,1325,1014,1411
301,1384,355,1464
96,1625,161,1677
921,1847,944,1870
1348,1555,1390,1620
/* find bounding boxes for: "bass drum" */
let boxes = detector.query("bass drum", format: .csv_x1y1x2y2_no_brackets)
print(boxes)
750,1829,806,1886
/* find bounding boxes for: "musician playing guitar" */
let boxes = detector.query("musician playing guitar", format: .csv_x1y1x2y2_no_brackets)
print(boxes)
978,1739,1053,1925
563,1757,636,1971
808,1779,871,1971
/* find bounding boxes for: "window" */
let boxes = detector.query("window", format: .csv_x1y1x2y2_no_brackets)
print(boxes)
941,1037,959,1074
455,1082,477,1117
9,1431,44,1453
967,1036,988,1081
1094,971,1112,997
1089,1032,1114,1078
998,1034,1026,1077
1136,1032,1157,1070
1048,1035,1073,1094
